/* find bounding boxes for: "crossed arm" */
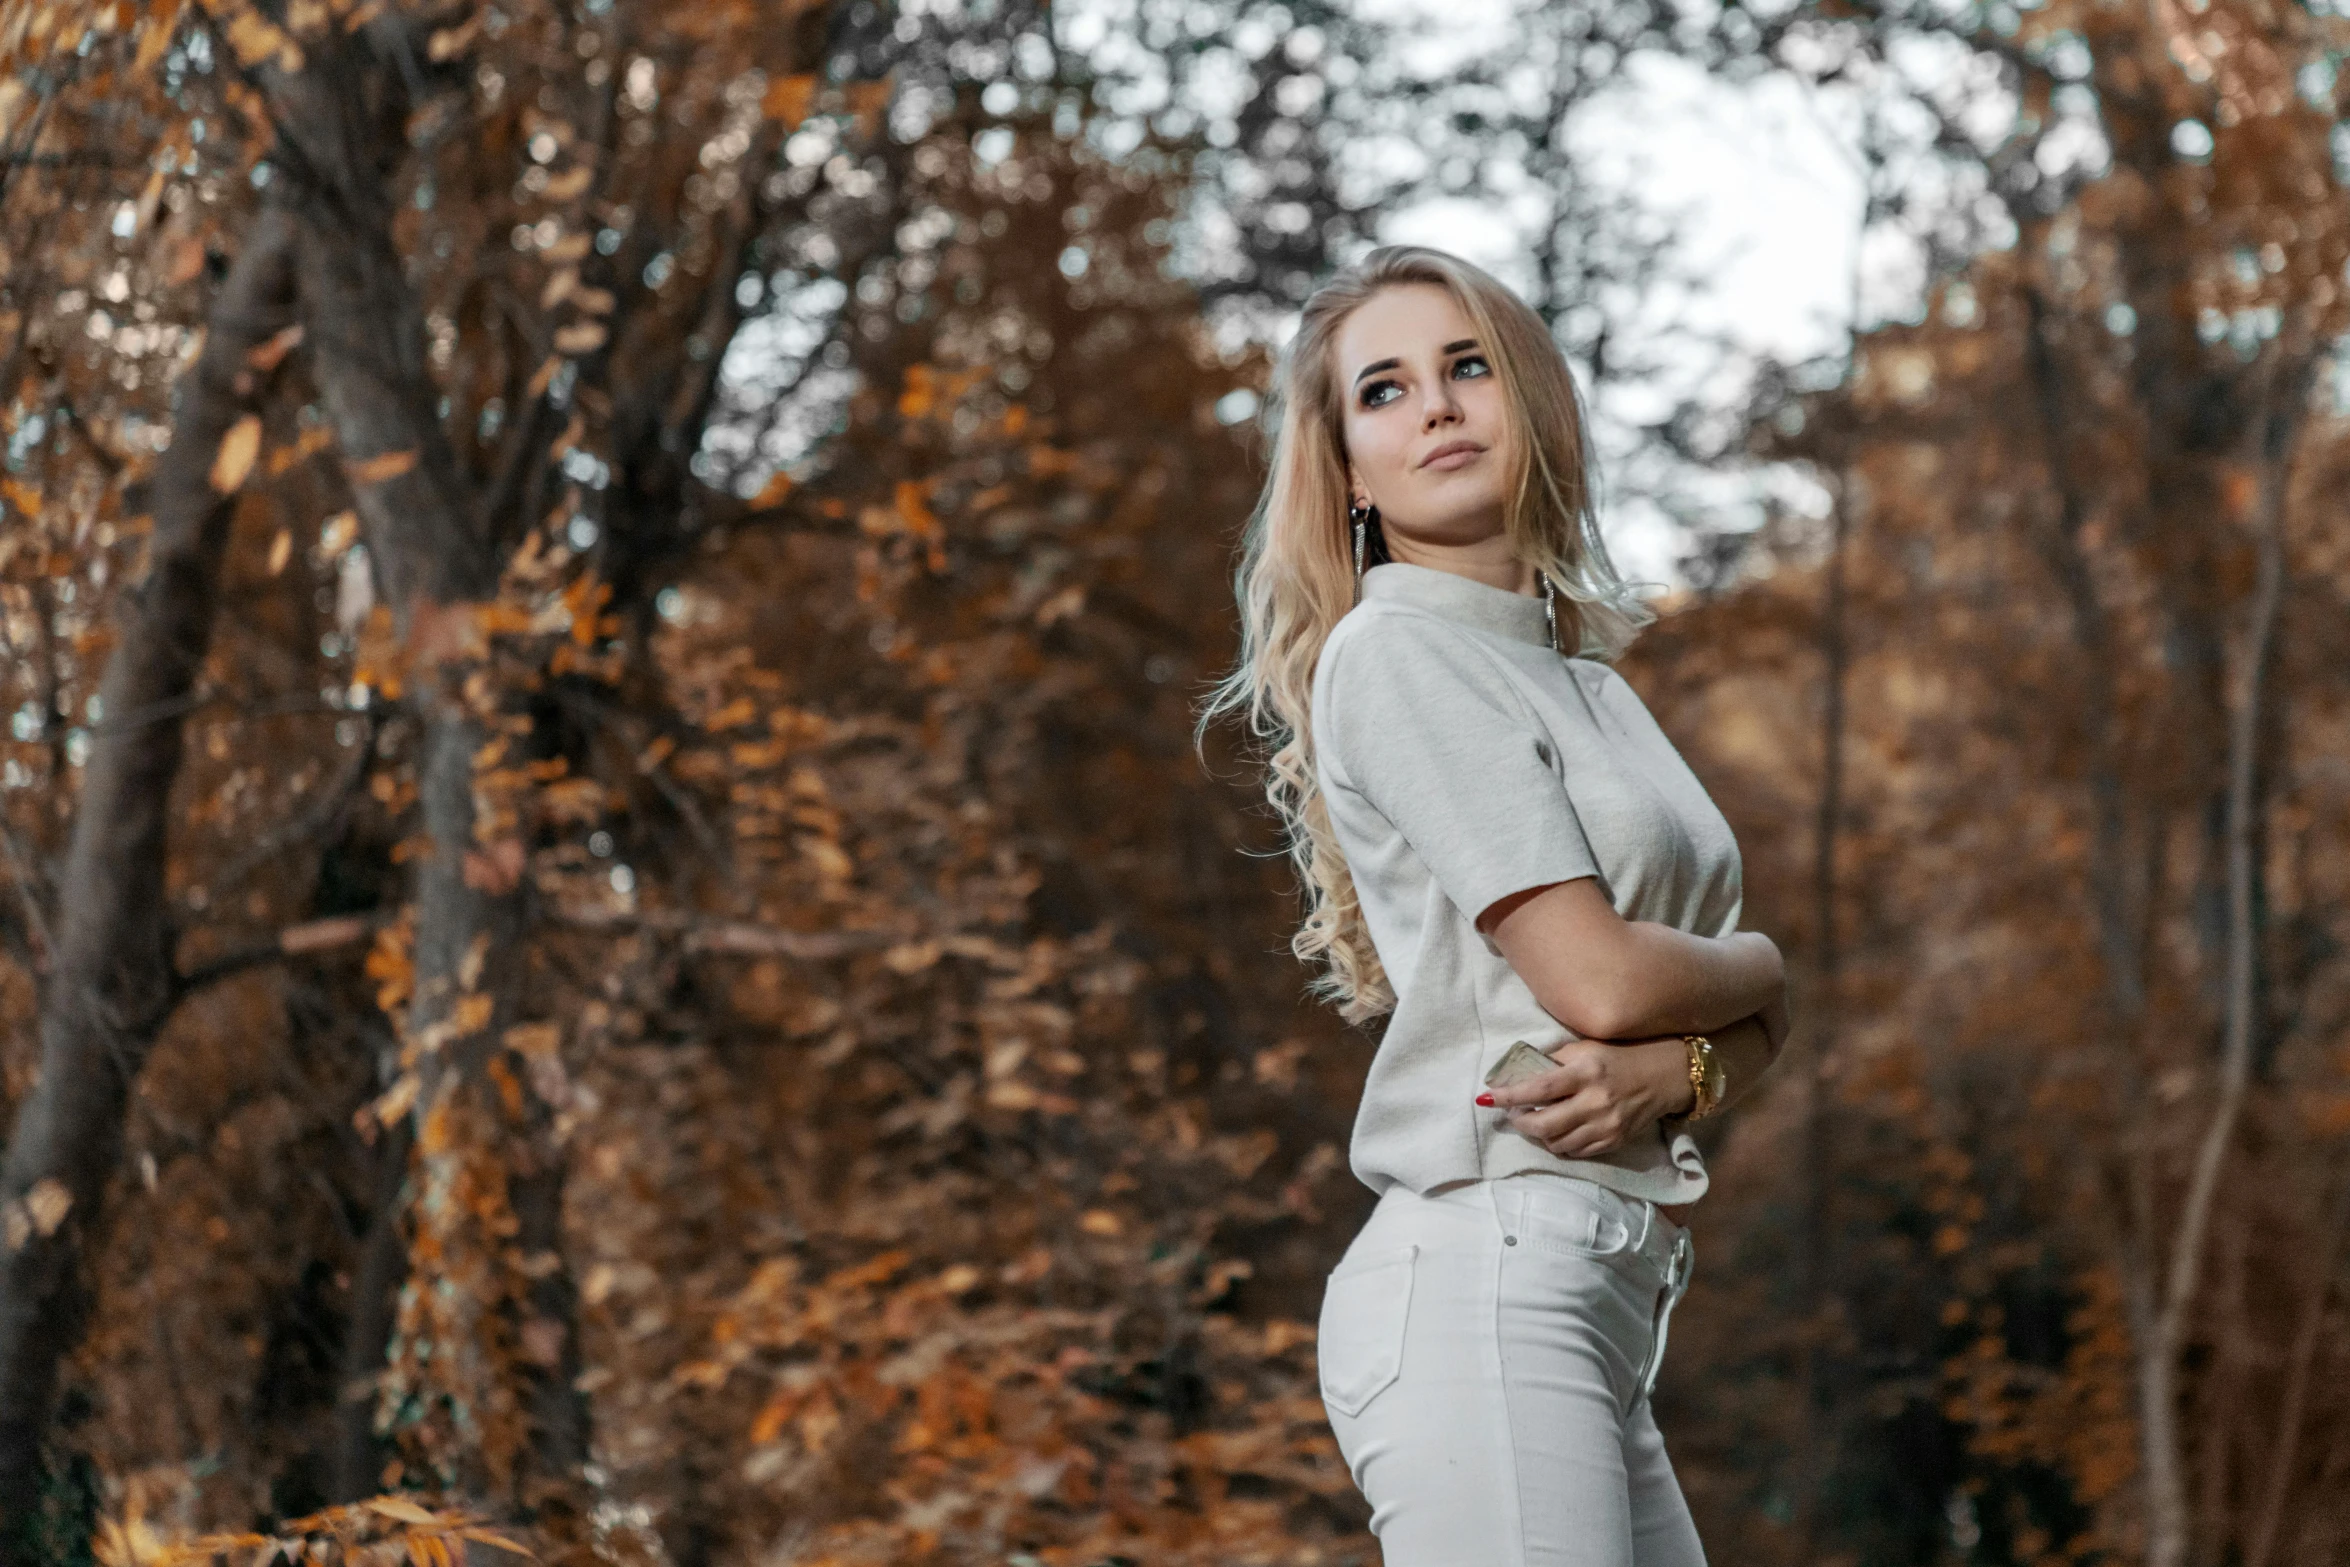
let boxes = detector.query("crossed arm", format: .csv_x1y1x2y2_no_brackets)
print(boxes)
1474,876,1791,1160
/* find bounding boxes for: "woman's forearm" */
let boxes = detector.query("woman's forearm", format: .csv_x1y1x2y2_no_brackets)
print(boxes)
1482,876,1785,1042
1591,921,1783,1040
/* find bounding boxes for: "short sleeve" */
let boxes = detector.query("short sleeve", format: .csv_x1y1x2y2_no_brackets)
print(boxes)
1315,615,1599,925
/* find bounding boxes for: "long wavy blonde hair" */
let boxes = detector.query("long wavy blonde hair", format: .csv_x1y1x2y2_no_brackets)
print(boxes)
1195,245,1655,1025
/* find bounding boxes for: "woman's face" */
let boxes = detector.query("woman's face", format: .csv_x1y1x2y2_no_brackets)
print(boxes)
1333,282,1512,558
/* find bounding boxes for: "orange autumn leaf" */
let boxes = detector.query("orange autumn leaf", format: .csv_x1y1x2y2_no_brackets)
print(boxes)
347,448,418,484
761,72,819,126
243,322,304,372
542,165,593,203
208,415,262,493
461,838,524,894
749,1386,805,1445
552,320,607,355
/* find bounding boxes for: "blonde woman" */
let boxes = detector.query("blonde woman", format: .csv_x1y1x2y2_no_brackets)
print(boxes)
1198,245,1791,1565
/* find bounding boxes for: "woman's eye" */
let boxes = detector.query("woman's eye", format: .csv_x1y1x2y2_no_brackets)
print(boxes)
1360,355,1487,408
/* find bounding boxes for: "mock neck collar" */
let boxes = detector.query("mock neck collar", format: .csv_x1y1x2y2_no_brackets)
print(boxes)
1360,561,1554,650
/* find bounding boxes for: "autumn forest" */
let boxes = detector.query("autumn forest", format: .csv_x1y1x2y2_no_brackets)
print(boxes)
2,0,2347,1564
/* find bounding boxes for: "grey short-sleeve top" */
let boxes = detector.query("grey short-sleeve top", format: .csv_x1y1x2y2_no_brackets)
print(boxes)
1308,560,1746,1204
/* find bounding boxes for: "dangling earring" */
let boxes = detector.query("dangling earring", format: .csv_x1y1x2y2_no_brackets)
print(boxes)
1349,498,1376,605
1540,572,1561,654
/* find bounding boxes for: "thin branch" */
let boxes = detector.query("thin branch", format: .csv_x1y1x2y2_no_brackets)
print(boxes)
552,905,895,960
2144,338,2311,1567
2244,1152,2350,1567
171,905,893,1000
173,912,385,997
201,713,379,905
0,814,51,973
2157,351,2307,1332
13,683,351,745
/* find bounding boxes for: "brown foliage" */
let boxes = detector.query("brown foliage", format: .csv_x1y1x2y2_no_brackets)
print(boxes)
6,0,2349,1562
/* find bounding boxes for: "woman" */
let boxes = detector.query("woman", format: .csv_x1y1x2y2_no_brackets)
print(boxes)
1198,245,1790,1565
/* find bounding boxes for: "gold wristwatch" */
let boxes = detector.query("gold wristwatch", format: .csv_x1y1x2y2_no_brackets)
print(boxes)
1676,1034,1725,1122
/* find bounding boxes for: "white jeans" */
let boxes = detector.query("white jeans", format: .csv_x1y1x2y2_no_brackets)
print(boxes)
1316,1174,1704,1567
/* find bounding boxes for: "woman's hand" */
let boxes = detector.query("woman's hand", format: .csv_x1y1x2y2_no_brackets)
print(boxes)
1475,1036,1696,1160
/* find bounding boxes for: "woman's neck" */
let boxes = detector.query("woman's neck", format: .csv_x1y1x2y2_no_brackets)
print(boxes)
1381,536,1539,597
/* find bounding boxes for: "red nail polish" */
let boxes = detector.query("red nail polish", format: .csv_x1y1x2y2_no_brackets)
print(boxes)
1474,1092,1496,1107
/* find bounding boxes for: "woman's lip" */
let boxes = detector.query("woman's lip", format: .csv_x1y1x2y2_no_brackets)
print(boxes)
1422,444,1484,469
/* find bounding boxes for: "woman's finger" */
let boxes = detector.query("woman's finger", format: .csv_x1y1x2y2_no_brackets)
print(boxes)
1541,1109,1626,1158
1485,1053,1599,1110
1509,1087,1608,1144
1548,1128,1622,1159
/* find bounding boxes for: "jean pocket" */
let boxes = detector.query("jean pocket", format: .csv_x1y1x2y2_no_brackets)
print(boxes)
1316,1244,1416,1418
1515,1180,1634,1261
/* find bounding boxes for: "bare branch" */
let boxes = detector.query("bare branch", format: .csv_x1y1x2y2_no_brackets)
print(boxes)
173,913,385,998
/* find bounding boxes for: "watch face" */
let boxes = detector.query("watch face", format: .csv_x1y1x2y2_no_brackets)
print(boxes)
1697,1042,1726,1107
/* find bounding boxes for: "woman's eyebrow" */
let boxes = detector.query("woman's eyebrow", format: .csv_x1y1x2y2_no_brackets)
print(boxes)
1352,338,1481,388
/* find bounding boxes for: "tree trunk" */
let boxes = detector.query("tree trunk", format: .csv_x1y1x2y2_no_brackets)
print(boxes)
0,209,299,1559
331,1109,414,1503
270,22,588,1512
1796,452,1852,1552
2140,359,2302,1567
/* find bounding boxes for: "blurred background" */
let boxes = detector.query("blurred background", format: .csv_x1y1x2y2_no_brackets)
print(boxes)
1,0,2346,1563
